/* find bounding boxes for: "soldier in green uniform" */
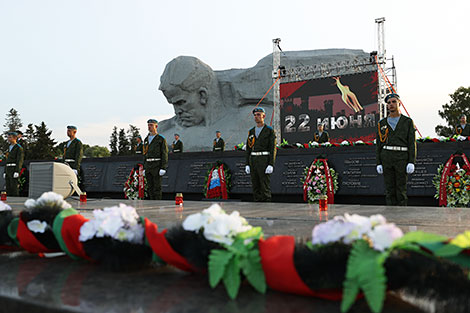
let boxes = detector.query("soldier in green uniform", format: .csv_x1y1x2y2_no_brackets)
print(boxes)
376,93,416,206
213,131,225,152
171,134,183,153
63,126,83,176
134,135,143,155
3,132,24,196
143,119,168,200
245,107,276,202
455,115,470,136
313,123,330,143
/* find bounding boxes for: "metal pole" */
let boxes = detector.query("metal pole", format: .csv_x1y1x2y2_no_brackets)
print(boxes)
375,17,387,119
272,38,281,145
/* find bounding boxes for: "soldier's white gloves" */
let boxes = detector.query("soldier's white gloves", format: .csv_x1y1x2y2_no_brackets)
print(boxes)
73,169,78,175
13,172,19,178
245,165,250,174
265,165,274,174
406,163,415,174
159,169,166,176
3,173,6,178
376,165,383,174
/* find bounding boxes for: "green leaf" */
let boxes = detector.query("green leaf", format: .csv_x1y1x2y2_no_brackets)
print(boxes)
341,240,387,313
223,255,241,299
435,243,463,257
391,231,448,248
238,227,263,240
242,249,266,294
208,249,233,288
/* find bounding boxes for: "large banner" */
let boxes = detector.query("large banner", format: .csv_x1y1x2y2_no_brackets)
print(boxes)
280,71,378,143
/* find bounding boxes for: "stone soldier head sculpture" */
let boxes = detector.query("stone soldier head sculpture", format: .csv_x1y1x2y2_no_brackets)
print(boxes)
159,56,223,128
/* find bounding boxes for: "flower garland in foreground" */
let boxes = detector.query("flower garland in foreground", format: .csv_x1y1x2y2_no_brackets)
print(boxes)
0,193,469,313
301,159,339,203
433,153,470,207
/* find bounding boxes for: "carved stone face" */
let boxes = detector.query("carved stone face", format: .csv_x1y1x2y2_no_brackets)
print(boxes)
163,86,206,127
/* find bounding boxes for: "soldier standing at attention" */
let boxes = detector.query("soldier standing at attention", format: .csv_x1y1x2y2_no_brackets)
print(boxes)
376,93,416,206
171,134,183,153
134,135,143,155
3,132,24,196
143,119,168,200
245,107,276,202
63,125,83,176
213,131,225,152
455,114,470,136
313,123,330,143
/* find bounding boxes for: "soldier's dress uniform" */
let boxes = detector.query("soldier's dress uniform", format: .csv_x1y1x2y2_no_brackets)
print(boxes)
172,139,183,153
144,134,168,200
314,131,329,144
135,142,143,155
63,138,83,174
455,124,470,136
376,115,416,206
5,143,24,196
246,125,276,202
213,137,225,152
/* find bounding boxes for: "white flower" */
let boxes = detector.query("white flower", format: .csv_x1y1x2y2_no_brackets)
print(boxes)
27,220,48,233
457,135,467,141
79,221,97,242
369,214,387,227
355,140,364,144
24,199,36,209
341,140,349,145
368,224,403,251
343,214,372,244
182,213,205,231
118,204,139,226
0,201,12,211
312,217,355,245
311,142,319,146
438,136,447,141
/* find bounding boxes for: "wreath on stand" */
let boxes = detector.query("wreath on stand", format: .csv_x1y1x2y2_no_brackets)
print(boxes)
124,164,147,200
203,161,232,199
433,153,470,207
301,159,339,203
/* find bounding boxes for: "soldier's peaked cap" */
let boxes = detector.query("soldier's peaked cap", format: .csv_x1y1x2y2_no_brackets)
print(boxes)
253,107,265,114
7,131,18,136
67,125,77,130
147,119,158,124
385,93,400,103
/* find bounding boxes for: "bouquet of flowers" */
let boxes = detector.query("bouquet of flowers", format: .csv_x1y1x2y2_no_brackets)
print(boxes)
301,159,339,203
433,160,470,207
79,204,152,270
203,161,231,199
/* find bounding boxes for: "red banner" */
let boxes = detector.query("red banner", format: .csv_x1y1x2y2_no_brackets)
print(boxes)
138,164,144,199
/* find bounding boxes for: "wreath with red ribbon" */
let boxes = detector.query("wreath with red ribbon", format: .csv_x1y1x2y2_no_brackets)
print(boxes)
203,161,231,199
433,153,470,207
301,159,339,204
124,164,146,200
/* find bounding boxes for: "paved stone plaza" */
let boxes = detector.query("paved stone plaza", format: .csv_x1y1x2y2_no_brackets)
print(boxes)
1,198,468,312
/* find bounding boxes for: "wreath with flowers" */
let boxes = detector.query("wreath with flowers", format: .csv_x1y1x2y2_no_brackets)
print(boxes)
1,194,470,313
203,161,232,199
433,153,470,207
124,164,147,200
301,159,339,203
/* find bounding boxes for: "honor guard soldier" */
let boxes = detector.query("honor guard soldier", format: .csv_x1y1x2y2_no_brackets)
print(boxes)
213,131,225,152
245,107,276,202
314,123,329,144
63,125,83,176
376,93,416,206
134,135,143,155
143,119,168,200
3,132,24,196
171,134,183,153
455,114,470,136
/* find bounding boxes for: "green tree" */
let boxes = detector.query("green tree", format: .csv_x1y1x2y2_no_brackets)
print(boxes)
3,108,23,134
127,124,141,152
109,126,118,156
29,122,57,160
84,145,110,158
118,128,130,155
435,86,470,136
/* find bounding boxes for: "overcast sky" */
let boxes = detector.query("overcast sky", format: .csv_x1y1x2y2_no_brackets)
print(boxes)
1,0,469,146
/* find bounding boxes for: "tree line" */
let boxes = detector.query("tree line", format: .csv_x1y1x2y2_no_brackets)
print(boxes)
0,108,142,160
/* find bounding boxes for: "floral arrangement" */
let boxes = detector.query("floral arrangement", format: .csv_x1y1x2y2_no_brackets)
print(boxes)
433,162,470,207
124,164,147,200
233,142,246,150
301,159,339,203
1,200,470,313
183,204,265,298
202,161,231,199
